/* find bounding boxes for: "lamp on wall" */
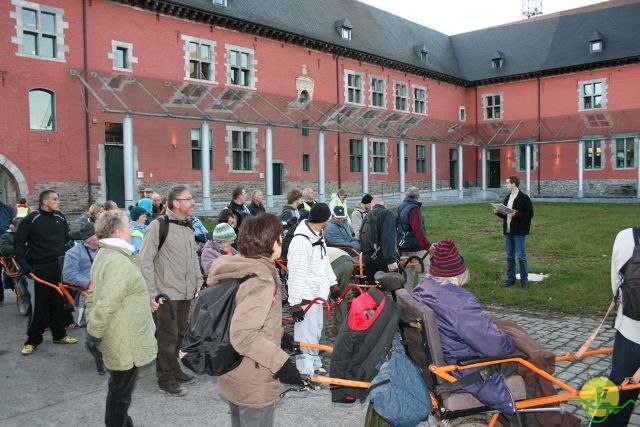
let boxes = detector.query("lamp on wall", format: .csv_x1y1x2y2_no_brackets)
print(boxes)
170,136,177,149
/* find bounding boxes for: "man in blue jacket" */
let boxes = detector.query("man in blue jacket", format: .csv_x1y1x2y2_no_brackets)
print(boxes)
324,206,360,253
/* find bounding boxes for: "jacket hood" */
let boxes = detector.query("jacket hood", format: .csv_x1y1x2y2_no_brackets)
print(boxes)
208,255,278,285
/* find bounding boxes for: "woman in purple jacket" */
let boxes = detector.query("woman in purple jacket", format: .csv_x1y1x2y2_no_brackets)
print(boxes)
200,222,238,276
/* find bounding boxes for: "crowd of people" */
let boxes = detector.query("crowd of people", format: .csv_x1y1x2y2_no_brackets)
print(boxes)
0,179,636,427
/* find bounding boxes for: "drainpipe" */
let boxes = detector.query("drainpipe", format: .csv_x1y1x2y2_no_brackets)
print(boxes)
335,54,341,188
82,0,91,204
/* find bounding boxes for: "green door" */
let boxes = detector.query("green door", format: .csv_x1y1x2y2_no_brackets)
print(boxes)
105,145,125,206
272,163,283,196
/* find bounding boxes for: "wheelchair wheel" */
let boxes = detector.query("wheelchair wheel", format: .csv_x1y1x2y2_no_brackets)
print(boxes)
14,276,30,316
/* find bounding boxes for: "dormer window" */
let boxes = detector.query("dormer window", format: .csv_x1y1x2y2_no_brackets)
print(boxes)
213,0,227,6
589,31,603,53
491,51,504,69
335,18,352,40
414,44,428,63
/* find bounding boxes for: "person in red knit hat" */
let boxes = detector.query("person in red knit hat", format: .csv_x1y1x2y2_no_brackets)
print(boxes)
426,238,469,286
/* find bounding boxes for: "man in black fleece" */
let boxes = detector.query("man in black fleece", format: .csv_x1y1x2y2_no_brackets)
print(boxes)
14,190,77,355
362,198,399,284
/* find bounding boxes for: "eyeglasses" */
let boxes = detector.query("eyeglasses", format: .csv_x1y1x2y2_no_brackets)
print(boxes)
175,197,194,201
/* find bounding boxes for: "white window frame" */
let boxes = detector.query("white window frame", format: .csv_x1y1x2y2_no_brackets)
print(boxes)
482,92,503,120
226,45,255,89
394,81,409,112
12,1,68,62
412,85,427,115
213,0,227,6
590,40,602,54
190,128,213,171
371,139,388,174
227,126,258,172
29,88,55,131
416,145,427,174
612,135,637,170
582,138,605,170
182,35,216,83
579,78,607,111
340,27,352,40
459,106,467,122
515,142,538,171
369,76,386,108
108,40,137,72
344,70,364,105
349,139,363,172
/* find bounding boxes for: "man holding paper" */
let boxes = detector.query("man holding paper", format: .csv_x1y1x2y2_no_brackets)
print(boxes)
493,176,534,289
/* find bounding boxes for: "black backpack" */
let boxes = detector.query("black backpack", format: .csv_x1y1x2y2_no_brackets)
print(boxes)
180,274,255,376
280,216,300,260
618,227,640,321
359,210,380,260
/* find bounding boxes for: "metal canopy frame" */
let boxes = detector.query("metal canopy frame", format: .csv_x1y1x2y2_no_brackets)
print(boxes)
70,69,640,148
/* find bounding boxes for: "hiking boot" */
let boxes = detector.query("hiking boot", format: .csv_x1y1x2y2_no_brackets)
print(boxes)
53,336,79,344
501,280,516,288
176,373,196,385
21,344,37,355
159,382,188,397
521,281,529,289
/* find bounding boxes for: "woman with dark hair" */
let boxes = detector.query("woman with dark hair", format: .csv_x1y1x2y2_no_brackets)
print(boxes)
207,213,303,426
218,207,239,232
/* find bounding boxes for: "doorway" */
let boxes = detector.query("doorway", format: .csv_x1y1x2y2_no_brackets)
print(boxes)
105,145,125,206
488,149,501,188
449,149,457,189
272,163,283,196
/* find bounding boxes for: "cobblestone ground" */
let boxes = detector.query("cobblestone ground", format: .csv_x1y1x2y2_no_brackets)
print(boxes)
316,303,639,426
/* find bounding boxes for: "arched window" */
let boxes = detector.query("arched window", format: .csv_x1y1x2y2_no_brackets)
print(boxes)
29,89,55,131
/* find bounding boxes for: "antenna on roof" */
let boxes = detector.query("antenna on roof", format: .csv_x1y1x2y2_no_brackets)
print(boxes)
522,0,543,19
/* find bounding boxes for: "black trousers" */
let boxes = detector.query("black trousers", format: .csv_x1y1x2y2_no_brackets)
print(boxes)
364,262,389,285
105,366,138,427
155,299,190,386
26,261,69,346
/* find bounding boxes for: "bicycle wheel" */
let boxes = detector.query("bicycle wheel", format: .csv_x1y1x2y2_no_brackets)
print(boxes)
15,276,30,316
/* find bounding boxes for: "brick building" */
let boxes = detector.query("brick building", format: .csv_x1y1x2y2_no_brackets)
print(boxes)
1,0,639,212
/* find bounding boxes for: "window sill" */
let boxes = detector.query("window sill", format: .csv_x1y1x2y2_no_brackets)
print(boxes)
185,77,218,85
15,52,65,63
226,83,256,91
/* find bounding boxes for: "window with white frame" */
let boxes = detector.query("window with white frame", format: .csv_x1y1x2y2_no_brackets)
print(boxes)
302,154,310,172
109,41,136,71
396,143,408,173
413,85,427,115
394,82,408,112
370,77,386,108
190,128,213,171
583,138,604,170
516,143,537,171
227,46,254,88
29,88,55,131
230,129,255,171
613,136,636,169
579,79,606,110
416,145,427,173
349,139,362,172
15,4,67,61
483,93,502,120
183,36,215,82
459,106,466,122
345,71,363,104
213,0,227,5
372,140,388,173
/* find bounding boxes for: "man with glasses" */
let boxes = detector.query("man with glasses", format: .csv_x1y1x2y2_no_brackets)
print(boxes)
140,185,202,396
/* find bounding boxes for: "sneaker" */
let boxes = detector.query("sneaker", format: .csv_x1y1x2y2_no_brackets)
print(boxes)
314,367,328,375
176,373,196,385
53,336,79,344
159,382,188,397
21,344,36,355
501,280,516,288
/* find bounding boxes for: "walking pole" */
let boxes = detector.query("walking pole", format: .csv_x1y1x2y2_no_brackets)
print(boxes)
575,299,616,358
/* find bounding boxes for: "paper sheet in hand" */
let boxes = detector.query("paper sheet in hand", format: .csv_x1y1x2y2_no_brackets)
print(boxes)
490,203,517,215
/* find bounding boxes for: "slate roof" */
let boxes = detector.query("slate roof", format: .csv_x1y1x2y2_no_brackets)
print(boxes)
119,0,640,85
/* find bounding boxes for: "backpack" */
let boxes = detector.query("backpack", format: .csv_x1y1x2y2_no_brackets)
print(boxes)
156,215,193,252
179,274,255,376
280,216,301,260
330,287,401,403
360,211,380,260
618,227,640,321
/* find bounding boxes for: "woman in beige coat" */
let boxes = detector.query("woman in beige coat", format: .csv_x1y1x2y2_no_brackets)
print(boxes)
207,213,303,426
86,210,157,427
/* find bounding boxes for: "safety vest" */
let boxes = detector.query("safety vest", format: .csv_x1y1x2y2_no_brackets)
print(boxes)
15,205,29,218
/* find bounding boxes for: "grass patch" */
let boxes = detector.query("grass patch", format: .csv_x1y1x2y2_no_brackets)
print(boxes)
424,202,638,316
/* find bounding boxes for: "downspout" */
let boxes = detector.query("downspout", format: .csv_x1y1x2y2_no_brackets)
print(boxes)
335,54,342,188
82,0,92,205
536,77,541,195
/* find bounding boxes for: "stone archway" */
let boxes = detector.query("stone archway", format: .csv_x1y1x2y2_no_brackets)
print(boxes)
0,155,29,205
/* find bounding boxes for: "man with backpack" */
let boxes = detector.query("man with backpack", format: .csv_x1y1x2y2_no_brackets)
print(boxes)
592,226,640,425
140,185,202,396
397,187,433,289
360,198,399,284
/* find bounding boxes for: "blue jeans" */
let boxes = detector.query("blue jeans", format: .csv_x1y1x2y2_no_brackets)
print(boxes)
505,234,528,284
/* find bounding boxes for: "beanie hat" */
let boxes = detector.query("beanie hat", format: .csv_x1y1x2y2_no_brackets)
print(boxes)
308,202,331,224
361,194,373,204
137,198,153,215
78,221,95,241
212,223,237,242
429,239,466,278
129,206,147,222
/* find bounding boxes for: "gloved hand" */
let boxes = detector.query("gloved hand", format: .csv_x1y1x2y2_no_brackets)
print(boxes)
194,234,207,244
330,285,342,303
273,358,304,386
290,304,305,322
281,332,296,352
17,259,31,276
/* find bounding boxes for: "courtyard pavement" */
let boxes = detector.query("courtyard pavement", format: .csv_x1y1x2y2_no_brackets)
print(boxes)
0,289,637,426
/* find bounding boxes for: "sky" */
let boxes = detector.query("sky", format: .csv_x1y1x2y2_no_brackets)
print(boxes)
357,0,608,35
